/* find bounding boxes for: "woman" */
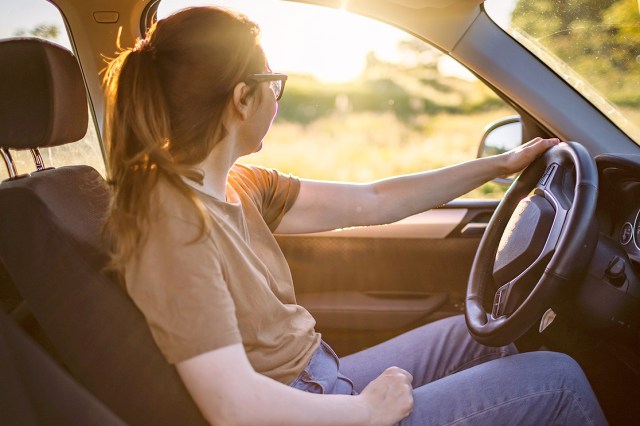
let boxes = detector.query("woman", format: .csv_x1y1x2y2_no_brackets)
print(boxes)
103,6,607,425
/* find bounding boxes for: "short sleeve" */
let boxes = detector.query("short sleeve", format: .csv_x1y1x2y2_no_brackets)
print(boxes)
230,164,301,231
124,214,242,364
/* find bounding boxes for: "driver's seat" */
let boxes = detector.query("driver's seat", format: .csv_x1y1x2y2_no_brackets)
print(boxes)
0,38,206,425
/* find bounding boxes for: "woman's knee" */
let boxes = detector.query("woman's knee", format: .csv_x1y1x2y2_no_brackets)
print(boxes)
516,351,595,396
533,352,607,424
533,351,584,379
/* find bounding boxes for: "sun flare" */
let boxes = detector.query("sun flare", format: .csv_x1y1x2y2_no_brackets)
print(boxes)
158,0,408,83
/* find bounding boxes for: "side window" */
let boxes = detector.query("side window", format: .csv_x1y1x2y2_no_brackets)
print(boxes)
158,0,518,199
0,0,105,181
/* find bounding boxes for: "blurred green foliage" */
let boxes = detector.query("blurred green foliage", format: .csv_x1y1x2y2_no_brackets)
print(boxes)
277,0,639,136
13,24,59,40
278,51,506,124
511,0,640,109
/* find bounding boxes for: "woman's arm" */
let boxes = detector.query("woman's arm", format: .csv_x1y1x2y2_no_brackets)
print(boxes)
176,343,413,426
275,137,559,234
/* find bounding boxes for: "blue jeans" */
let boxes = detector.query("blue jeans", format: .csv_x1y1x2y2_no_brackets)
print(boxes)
290,315,607,425
289,340,356,395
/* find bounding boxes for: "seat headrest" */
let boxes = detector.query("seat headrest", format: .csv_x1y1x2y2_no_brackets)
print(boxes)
0,38,88,150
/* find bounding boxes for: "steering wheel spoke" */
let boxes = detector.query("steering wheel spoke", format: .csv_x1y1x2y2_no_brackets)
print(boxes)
535,162,573,212
492,251,554,318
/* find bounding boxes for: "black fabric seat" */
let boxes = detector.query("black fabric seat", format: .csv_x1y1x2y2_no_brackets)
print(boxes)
0,38,206,425
0,310,126,426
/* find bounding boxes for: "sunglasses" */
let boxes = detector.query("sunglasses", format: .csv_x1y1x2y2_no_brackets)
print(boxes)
245,73,288,101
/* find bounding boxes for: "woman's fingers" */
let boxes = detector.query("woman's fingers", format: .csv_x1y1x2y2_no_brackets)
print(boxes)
501,137,560,174
359,366,414,425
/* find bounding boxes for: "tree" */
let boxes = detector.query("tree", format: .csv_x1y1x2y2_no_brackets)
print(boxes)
511,0,639,104
14,24,60,41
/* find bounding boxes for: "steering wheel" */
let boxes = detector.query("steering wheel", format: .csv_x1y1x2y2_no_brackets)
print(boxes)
465,142,598,347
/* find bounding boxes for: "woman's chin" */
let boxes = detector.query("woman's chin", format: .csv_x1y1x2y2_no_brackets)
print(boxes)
253,141,264,153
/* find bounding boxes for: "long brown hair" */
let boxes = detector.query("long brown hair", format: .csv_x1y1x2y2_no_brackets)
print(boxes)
103,7,265,269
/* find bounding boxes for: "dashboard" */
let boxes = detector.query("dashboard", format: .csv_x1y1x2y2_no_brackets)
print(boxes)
614,190,640,263
597,154,640,265
552,154,640,342
551,155,640,426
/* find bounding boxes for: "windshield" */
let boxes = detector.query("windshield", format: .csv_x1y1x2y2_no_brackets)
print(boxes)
485,0,640,144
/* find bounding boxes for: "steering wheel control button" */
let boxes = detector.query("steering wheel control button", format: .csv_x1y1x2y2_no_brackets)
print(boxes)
605,256,627,288
492,285,509,318
621,222,633,245
538,164,558,187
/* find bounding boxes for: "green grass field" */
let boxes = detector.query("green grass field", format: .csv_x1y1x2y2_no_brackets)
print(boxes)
0,106,514,202
241,108,516,199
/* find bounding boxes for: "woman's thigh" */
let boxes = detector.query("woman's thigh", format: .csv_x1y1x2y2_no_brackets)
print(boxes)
339,315,516,392
401,351,607,426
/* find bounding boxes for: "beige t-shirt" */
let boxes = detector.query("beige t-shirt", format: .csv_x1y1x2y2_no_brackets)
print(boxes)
125,164,321,384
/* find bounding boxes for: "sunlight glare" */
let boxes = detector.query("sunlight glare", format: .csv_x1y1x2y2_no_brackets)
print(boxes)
157,0,519,83
262,6,374,83
437,56,476,81
158,0,407,83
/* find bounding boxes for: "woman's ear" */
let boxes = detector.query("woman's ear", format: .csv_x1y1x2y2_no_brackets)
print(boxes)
231,82,255,120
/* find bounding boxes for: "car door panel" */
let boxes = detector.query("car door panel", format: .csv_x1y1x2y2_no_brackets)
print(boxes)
297,291,449,331
276,199,500,355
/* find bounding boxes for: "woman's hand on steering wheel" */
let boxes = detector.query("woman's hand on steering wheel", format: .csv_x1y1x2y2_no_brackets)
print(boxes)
499,137,561,176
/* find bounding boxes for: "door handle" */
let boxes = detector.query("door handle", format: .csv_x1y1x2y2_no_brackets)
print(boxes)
460,223,487,236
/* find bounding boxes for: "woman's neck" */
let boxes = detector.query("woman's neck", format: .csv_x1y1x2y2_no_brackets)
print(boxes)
189,135,241,201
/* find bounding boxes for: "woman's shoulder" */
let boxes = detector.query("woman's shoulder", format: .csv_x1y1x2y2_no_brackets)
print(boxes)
229,163,265,184
228,163,289,196
228,163,268,201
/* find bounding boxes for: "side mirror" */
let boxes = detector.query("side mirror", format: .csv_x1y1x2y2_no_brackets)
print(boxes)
478,116,522,185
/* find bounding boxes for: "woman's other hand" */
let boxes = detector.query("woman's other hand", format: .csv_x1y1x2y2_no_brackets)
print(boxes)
499,137,560,176
358,366,414,425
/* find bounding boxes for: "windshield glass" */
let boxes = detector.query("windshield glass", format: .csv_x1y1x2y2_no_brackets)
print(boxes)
485,0,640,144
